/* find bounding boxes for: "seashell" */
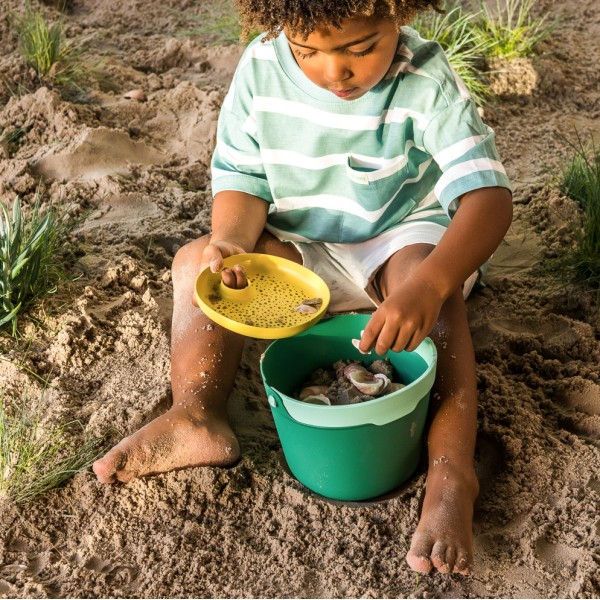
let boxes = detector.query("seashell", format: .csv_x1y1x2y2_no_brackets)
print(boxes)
301,394,331,406
301,297,323,308
387,382,406,392
351,338,371,355
299,385,329,400
336,386,365,405
295,303,318,314
378,381,405,399
374,373,392,394
124,89,147,102
343,364,390,396
369,359,394,380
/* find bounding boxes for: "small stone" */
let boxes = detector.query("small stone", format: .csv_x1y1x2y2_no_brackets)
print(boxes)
124,89,147,102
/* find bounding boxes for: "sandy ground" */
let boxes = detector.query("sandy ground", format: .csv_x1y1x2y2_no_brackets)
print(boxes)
0,0,599,597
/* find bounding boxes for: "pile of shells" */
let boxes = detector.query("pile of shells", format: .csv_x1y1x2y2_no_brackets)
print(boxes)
295,359,405,406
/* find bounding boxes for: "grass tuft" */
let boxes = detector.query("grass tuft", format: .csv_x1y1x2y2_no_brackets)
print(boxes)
0,194,80,336
0,394,106,505
474,0,554,59
555,133,600,289
177,0,259,45
413,3,494,106
14,4,95,93
0,126,32,158
16,5,70,77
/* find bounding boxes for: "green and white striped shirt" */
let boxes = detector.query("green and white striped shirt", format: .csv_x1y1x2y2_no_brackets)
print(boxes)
211,27,511,243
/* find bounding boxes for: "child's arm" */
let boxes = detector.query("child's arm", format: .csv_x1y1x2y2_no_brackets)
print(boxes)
200,190,269,287
359,186,513,355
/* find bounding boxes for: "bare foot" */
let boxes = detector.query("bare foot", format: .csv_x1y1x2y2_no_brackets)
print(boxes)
406,464,479,575
92,406,240,484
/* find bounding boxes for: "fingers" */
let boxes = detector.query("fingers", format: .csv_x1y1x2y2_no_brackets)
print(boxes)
201,240,244,273
200,244,224,274
360,314,427,355
221,264,248,289
201,240,251,276
209,256,221,273
359,321,380,354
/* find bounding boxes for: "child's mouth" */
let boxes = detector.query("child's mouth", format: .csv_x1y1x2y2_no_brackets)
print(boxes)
330,87,357,98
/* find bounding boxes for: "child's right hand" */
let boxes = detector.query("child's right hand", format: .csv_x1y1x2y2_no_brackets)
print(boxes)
200,239,249,289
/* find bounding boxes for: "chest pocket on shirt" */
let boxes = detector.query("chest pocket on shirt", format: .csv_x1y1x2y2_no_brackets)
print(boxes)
345,154,416,221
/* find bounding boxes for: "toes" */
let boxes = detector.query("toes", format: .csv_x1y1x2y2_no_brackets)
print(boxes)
93,457,117,484
407,535,473,575
115,469,138,483
444,545,457,572
406,533,434,574
431,540,451,573
434,543,473,575
92,463,116,484
454,549,473,575
92,447,129,484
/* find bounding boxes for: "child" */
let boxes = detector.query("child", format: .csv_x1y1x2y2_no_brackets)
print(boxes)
93,0,513,576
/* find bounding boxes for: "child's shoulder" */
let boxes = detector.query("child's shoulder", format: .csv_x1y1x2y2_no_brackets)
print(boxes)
234,34,278,74
399,26,447,63
397,26,465,105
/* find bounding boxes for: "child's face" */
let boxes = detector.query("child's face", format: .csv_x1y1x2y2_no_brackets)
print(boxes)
286,15,400,101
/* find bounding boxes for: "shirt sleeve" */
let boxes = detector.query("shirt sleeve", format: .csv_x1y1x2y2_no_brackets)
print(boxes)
210,84,272,202
422,99,512,215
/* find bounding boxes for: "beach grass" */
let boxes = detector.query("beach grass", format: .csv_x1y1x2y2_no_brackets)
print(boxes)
474,0,554,59
0,126,31,158
555,134,600,289
0,195,79,336
0,393,105,505
187,12,244,45
14,4,94,93
16,6,70,77
176,0,258,45
413,3,494,105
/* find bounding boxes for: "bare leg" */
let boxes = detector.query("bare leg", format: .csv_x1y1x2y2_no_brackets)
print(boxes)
374,245,479,575
93,232,301,483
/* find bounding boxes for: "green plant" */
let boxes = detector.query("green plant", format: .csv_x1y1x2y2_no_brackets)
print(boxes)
0,126,32,158
16,5,69,76
0,394,106,504
555,134,600,288
413,3,493,105
177,0,259,45
475,0,553,59
0,195,79,336
14,5,91,92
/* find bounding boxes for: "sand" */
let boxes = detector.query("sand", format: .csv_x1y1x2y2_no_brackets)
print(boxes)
0,0,598,597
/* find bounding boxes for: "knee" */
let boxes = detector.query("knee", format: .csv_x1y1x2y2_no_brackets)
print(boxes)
376,243,435,296
171,235,211,284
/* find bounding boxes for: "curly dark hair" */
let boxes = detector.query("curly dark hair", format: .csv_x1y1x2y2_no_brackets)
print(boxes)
235,0,443,41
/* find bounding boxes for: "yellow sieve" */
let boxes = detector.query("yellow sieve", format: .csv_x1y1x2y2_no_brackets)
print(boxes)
194,253,330,339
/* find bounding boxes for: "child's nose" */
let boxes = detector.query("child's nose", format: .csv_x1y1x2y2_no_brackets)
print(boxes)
323,56,352,83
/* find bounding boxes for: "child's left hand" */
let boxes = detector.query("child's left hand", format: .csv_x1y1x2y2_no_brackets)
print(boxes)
358,274,444,355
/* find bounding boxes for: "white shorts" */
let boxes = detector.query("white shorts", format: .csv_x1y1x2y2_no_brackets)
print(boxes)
290,222,479,313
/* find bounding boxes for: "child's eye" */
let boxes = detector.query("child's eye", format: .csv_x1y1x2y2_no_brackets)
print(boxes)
347,45,375,58
294,49,317,60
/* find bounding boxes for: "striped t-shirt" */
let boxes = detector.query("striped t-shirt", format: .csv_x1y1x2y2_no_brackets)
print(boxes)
211,27,511,244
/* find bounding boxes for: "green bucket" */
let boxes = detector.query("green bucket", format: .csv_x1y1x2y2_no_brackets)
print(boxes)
260,314,437,501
